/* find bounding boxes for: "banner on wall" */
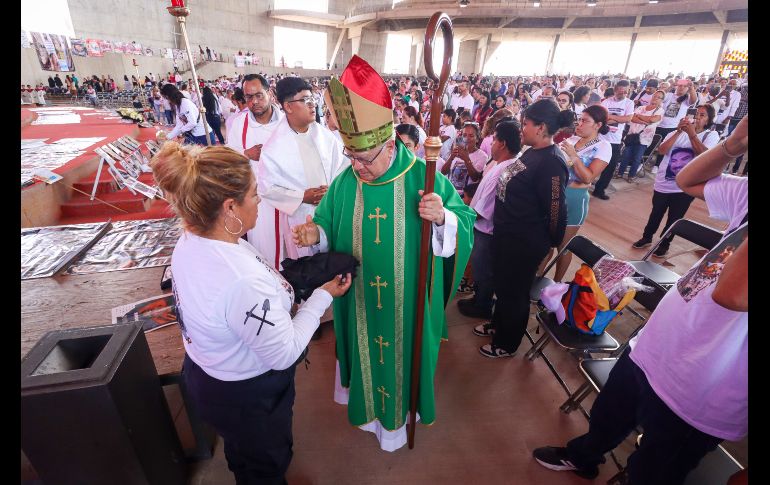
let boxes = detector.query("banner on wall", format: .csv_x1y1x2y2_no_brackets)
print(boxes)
234,55,245,67
144,46,154,57
98,40,113,53
85,38,103,56
130,42,143,55
70,39,88,57
173,49,185,60
30,32,75,72
163,48,174,59
21,30,31,49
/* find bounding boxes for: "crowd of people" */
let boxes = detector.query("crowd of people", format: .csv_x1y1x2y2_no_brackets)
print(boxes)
140,53,748,484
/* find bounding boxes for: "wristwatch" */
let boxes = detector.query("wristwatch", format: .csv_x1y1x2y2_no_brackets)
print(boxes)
567,158,575,168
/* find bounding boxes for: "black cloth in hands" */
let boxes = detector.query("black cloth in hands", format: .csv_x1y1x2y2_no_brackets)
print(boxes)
280,252,359,303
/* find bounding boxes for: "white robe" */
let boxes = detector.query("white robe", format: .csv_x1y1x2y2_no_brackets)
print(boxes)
224,108,284,266
258,117,348,268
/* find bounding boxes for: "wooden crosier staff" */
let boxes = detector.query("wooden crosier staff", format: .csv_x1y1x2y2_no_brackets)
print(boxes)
408,11,453,450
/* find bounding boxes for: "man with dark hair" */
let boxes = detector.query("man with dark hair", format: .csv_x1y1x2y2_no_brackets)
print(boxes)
257,76,347,269
225,73,284,261
592,79,634,200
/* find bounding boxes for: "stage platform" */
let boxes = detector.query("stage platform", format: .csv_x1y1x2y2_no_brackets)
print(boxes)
21,106,172,227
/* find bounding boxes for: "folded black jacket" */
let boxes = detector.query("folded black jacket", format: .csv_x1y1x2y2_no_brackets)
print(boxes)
280,252,359,303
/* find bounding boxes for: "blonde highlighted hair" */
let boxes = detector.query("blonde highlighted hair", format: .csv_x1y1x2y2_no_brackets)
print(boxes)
150,141,253,234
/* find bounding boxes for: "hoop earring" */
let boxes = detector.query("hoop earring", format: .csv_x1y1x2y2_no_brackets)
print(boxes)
224,213,243,235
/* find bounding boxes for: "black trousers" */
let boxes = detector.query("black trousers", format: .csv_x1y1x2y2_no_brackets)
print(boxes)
566,348,722,485
183,355,295,485
206,113,225,144
642,190,694,248
592,143,622,196
653,127,678,167
490,231,550,353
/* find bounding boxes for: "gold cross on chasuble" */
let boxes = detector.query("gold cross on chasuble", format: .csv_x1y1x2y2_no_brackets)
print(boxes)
377,385,390,413
374,335,389,364
369,276,388,310
368,207,387,244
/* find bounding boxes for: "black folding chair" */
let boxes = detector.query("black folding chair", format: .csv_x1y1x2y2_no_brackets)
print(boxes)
530,234,611,302
559,357,617,413
630,218,723,292
524,236,622,405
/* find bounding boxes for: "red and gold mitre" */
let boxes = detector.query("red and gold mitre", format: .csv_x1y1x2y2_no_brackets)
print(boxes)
327,55,393,153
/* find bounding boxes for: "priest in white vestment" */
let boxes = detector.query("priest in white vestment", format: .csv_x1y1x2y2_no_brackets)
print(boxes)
258,77,348,269
225,74,283,263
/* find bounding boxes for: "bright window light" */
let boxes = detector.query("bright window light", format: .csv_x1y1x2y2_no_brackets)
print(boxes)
552,41,630,75
431,36,460,75
21,0,75,37
274,0,328,13
274,27,327,69
484,41,551,75
626,38,721,78
728,37,748,51
384,34,412,74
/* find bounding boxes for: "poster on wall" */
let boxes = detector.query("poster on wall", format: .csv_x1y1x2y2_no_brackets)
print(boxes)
70,39,88,57
98,40,113,53
163,48,174,59
21,30,31,49
85,38,103,56
30,32,75,72
130,42,143,55
173,49,185,60
144,46,154,57
234,55,245,67
252,56,260,66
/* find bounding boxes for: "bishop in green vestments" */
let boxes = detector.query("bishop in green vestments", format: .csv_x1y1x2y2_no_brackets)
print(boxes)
291,55,475,450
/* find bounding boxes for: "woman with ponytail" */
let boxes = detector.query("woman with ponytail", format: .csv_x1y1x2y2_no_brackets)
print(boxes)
478,99,570,359
152,142,351,483
540,105,612,282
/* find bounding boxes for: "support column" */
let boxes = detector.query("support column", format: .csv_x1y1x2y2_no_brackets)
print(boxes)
713,29,730,77
413,41,424,76
546,34,560,74
623,33,637,75
475,34,491,74
329,28,347,70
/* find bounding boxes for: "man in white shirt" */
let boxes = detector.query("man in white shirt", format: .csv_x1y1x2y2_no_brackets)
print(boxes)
226,74,284,261
450,80,474,114
592,79,635,200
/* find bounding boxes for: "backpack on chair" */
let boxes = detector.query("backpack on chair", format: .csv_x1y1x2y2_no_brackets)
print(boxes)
561,264,636,335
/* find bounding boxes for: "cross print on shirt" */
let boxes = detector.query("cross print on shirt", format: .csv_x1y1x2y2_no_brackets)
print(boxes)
243,298,275,335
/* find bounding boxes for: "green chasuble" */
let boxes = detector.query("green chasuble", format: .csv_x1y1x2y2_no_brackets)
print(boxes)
314,141,475,431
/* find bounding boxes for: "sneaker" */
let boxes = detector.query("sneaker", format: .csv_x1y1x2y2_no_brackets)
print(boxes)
591,191,610,200
473,322,495,337
651,166,658,174
632,237,652,249
532,446,600,479
652,245,669,258
479,343,515,358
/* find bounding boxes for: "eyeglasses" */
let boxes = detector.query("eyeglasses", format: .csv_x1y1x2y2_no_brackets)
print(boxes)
287,95,316,107
343,143,387,166
244,92,266,102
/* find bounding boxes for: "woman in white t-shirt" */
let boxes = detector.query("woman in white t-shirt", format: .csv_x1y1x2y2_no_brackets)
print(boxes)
161,83,212,146
543,105,612,281
617,89,665,180
632,104,719,257
151,142,350,484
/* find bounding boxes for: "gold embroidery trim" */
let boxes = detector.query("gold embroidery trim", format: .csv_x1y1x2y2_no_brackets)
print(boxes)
393,175,406,428
352,154,417,186
353,181,375,421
